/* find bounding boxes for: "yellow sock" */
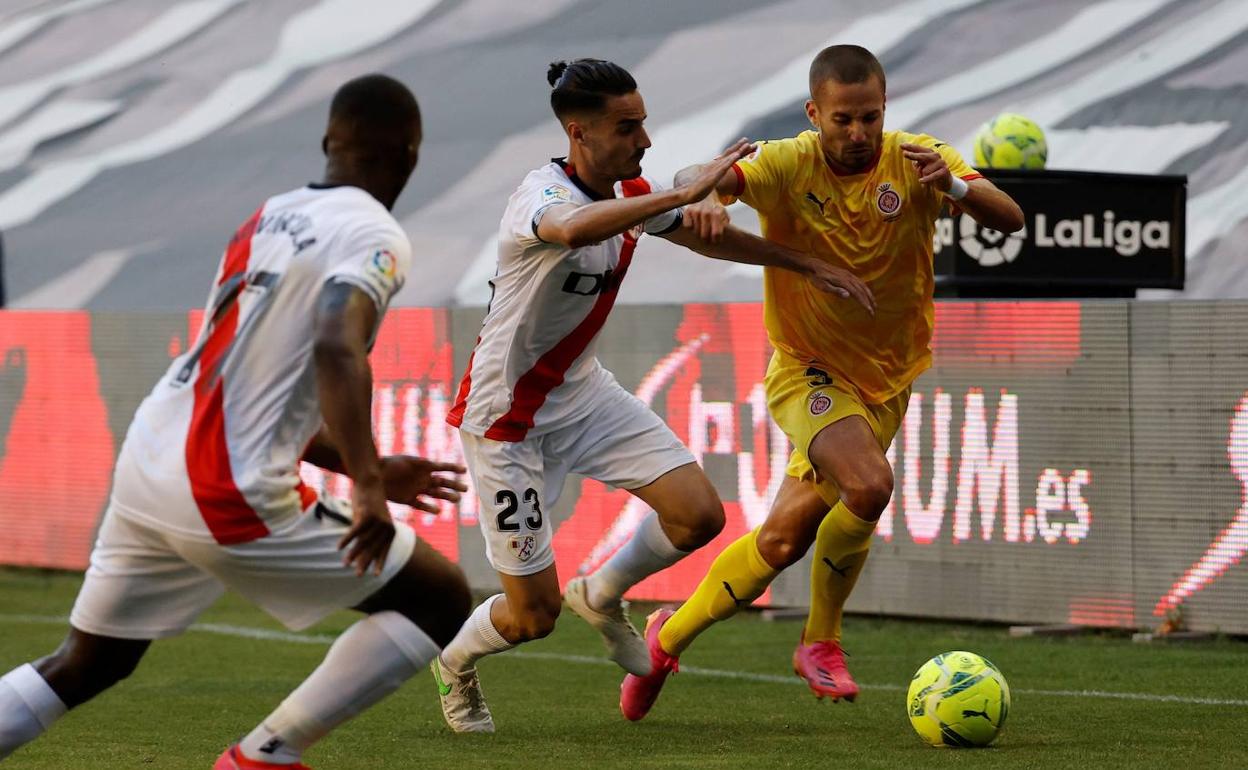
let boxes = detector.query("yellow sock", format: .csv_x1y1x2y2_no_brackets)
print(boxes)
803,502,876,643
658,528,778,656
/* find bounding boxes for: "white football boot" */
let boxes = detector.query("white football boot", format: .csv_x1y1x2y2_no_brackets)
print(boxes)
430,656,495,733
564,576,651,676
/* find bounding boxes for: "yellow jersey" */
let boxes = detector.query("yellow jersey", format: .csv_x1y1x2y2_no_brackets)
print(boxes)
730,129,980,404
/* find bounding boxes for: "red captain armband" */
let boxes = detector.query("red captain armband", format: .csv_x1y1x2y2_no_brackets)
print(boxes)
731,163,746,197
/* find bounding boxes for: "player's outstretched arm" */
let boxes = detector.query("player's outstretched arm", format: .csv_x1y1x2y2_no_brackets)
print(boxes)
661,223,876,316
671,161,740,244
301,428,467,514
900,142,1024,233
537,139,754,248
313,281,394,576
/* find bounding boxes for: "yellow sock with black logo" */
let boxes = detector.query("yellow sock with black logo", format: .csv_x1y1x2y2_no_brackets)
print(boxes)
803,501,875,643
658,528,778,656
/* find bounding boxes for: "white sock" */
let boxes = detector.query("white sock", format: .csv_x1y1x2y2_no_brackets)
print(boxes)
585,511,689,611
0,663,67,760
439,594,513,674
239,611,438,765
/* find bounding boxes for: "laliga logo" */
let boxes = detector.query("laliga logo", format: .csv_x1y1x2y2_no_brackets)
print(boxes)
959,215,1026,267
935,210,1173,267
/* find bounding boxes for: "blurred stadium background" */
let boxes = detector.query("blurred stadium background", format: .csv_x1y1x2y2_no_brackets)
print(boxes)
0,0,1246,308
1,0,1247,724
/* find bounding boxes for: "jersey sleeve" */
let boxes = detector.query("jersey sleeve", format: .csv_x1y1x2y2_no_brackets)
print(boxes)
634,175,683,235
727,139,796,212
324,221,412,312
914,133,982,182
509,178,576,248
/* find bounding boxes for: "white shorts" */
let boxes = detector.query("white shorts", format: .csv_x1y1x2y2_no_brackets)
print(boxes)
461,382,695,576
69,498,417,640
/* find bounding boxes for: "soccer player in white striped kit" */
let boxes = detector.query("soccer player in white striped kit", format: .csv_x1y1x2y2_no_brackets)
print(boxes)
0,76,471,770
431,59,875,733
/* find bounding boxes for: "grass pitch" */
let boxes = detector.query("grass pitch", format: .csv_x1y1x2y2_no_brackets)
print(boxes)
1,568,1245,769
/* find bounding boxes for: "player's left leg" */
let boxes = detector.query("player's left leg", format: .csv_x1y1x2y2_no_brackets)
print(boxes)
1,506,223,761
793,389,907,702
566,462,723,676
558,385,724,675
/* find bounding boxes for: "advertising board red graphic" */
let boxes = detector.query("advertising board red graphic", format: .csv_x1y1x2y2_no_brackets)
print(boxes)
0,313,113,568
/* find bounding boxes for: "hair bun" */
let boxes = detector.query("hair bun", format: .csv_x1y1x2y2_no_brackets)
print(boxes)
547,61,569,88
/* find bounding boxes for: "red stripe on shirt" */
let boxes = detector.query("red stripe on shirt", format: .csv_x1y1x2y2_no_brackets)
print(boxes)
186,208,270,545
296,480,318,511
446,342,480,428
730,163,745,197
481,177,652,441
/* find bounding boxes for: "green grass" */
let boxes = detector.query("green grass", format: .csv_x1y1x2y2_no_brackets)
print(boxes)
2,568,1246,769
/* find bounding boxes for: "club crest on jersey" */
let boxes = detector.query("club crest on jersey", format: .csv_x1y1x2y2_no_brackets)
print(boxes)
542,184,572,203
508,534,537,562
875,182,903,220
809,390,833,416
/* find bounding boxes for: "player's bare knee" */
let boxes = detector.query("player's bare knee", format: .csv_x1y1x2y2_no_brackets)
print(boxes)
755,526,808,569
513,601,560,641
671,498,725,550
840,470,894,521
693,497,727,545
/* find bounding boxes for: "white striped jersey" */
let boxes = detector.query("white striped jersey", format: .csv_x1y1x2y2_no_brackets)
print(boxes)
448,161,681,441
111,185,410,544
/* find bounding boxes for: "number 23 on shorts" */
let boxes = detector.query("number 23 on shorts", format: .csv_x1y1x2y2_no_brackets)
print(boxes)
494,488,543,531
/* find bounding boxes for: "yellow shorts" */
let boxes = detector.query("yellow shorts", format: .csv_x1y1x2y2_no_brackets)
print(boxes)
764,349,910,506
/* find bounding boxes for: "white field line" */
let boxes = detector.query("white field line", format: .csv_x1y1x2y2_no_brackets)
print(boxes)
4,613,1245,708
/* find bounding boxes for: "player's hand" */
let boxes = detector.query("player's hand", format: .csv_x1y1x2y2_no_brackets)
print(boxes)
676,138,755,207
900,142,952,191
381,455,468,514
339,476,395,577
803,259,876,316
682,195,732,243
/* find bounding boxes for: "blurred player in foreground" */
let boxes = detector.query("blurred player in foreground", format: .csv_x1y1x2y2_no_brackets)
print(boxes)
0,75,471,770
621,45,1024,720
433,58,874,733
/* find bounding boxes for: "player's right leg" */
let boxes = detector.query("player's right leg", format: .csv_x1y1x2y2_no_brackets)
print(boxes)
431,431,560,733
1,507,223,760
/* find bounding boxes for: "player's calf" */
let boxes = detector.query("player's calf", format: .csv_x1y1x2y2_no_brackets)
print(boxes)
355,539,472,647
0,630,147,760
34,630,149,708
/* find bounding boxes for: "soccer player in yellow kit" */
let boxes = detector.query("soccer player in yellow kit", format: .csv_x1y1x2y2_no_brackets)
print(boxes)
620,44,1024,719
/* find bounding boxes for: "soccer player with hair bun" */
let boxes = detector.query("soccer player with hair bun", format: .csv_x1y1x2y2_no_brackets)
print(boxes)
433,57,872,734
